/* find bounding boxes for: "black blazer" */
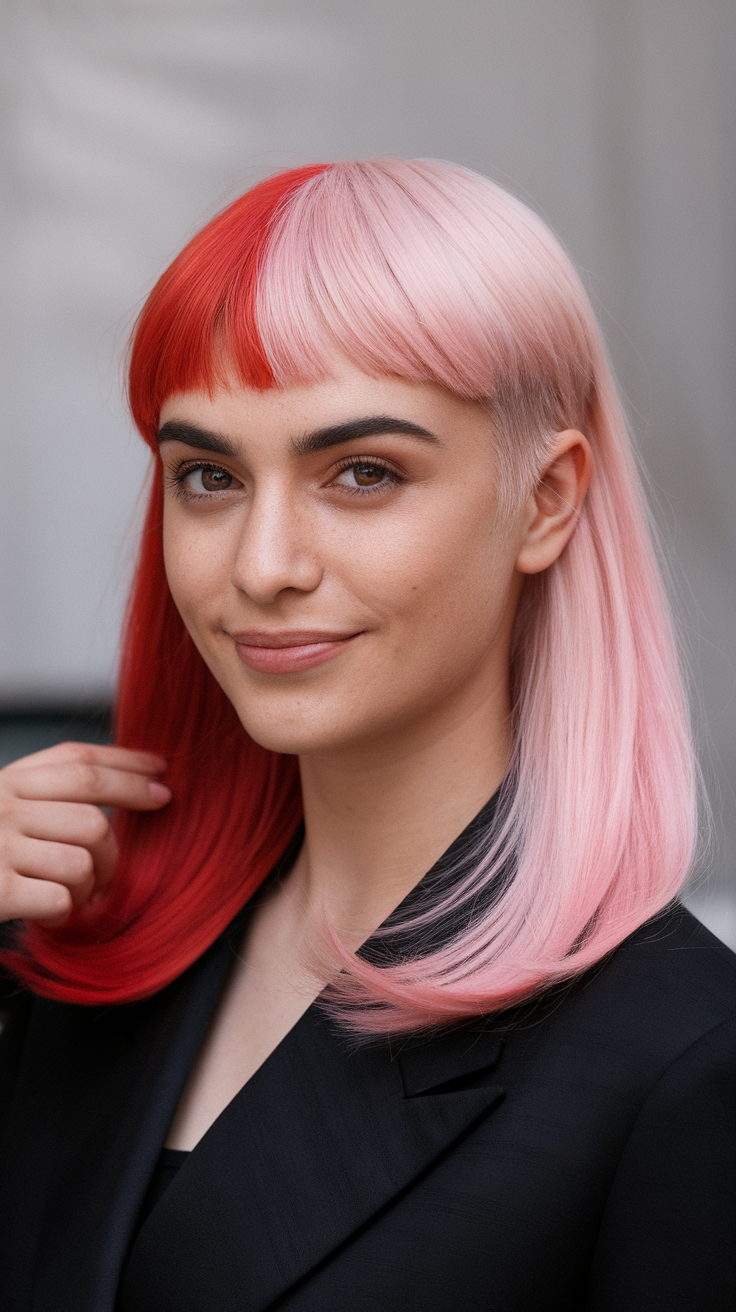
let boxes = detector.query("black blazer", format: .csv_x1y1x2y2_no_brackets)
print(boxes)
0,902,734,1312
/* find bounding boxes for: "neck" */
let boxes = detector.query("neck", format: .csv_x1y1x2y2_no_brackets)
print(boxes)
292,671,512,950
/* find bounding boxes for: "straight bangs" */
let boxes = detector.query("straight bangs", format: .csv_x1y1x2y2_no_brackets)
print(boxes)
127,162,331,446
257,159,595,410
5,158,697,1028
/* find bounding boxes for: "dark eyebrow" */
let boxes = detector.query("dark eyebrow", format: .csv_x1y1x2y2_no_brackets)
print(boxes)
291,416,438,455
156,414,438,459
156,420,237,457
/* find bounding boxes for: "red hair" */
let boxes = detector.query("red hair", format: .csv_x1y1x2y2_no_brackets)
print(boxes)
4,166,327,1002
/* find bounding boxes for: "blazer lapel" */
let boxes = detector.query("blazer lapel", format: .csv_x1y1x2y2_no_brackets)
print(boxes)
9,804,507,1311
120,1006,506,1312
28,930,236,1312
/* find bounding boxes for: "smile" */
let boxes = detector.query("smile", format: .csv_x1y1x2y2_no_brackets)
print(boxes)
230,630,363,674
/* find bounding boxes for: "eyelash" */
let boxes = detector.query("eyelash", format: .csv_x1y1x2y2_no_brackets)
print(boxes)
330,456,402,495
167,457,403,500
167,460,237,500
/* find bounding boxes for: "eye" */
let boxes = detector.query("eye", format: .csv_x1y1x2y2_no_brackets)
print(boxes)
174,463,241,496
332,460,399,493
351,464,387,486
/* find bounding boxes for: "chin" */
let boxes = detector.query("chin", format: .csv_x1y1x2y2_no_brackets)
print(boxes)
237,719,316,756
227,685,402,758
233,712,352,758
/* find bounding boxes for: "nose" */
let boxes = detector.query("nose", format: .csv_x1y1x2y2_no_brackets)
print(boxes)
230,483,323,604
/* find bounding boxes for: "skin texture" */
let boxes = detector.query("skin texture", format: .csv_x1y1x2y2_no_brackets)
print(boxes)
0,363,591,1149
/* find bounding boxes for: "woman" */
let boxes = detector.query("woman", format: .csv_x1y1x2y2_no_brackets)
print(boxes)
0,159,733,1311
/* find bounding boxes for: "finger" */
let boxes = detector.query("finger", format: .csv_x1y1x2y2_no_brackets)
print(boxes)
5,740,167,777
10,762,172,811
10,833,95,899
87,822,119,891
9,799,120,893
0,868,72,925
9,836,98,913
15,799,111,845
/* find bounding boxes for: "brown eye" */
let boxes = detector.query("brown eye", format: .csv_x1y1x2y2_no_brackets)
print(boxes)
182,465,235,494
330,459,399,495
352,464,386,486
200,467,232,491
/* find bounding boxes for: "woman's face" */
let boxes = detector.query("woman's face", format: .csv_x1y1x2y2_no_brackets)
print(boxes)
158,363,533,759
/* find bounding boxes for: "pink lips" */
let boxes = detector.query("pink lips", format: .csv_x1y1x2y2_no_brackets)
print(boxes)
231,629,362,673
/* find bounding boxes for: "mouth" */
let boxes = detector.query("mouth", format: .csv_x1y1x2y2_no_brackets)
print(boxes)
230,629,364,674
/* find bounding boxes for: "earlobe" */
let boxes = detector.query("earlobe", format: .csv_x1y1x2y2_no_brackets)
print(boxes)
515,430,592,576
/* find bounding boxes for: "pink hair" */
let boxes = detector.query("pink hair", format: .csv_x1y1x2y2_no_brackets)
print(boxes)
257,159,696,1030
7,159,696,1031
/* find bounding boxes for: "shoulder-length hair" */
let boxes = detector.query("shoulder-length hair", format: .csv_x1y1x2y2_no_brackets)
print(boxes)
6,159,696,1032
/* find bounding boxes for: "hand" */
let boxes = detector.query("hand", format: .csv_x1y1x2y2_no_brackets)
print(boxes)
0,741,171,926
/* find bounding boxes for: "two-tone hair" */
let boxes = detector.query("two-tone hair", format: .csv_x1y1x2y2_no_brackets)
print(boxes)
4,159,696,1032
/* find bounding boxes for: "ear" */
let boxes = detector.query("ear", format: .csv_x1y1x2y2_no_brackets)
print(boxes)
515,430,592,575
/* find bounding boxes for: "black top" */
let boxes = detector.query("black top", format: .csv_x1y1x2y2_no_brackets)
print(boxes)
131,1148,189,1240
0,796,734,1311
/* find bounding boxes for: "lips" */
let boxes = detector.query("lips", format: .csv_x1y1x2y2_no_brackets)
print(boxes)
231,629,363,674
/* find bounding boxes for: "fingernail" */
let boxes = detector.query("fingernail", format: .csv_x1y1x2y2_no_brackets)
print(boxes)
149,781,172,803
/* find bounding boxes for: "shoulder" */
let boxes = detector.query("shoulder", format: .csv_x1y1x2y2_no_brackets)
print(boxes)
499,902,736,1110
0,914,233,1141
583,901,736,1045
575,909,736,1307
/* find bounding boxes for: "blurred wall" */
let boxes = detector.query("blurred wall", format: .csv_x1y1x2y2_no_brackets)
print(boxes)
0,0,734,937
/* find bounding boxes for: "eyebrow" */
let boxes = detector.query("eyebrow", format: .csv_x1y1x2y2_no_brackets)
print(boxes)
156,415,438,457
291,416,438,454
156,421,237,457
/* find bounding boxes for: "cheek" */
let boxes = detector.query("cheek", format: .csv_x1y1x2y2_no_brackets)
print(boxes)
331,526,517,746
343,501,514,640
162,516,225,632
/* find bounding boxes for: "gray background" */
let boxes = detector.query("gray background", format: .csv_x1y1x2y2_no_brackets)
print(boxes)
0,0,733,944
